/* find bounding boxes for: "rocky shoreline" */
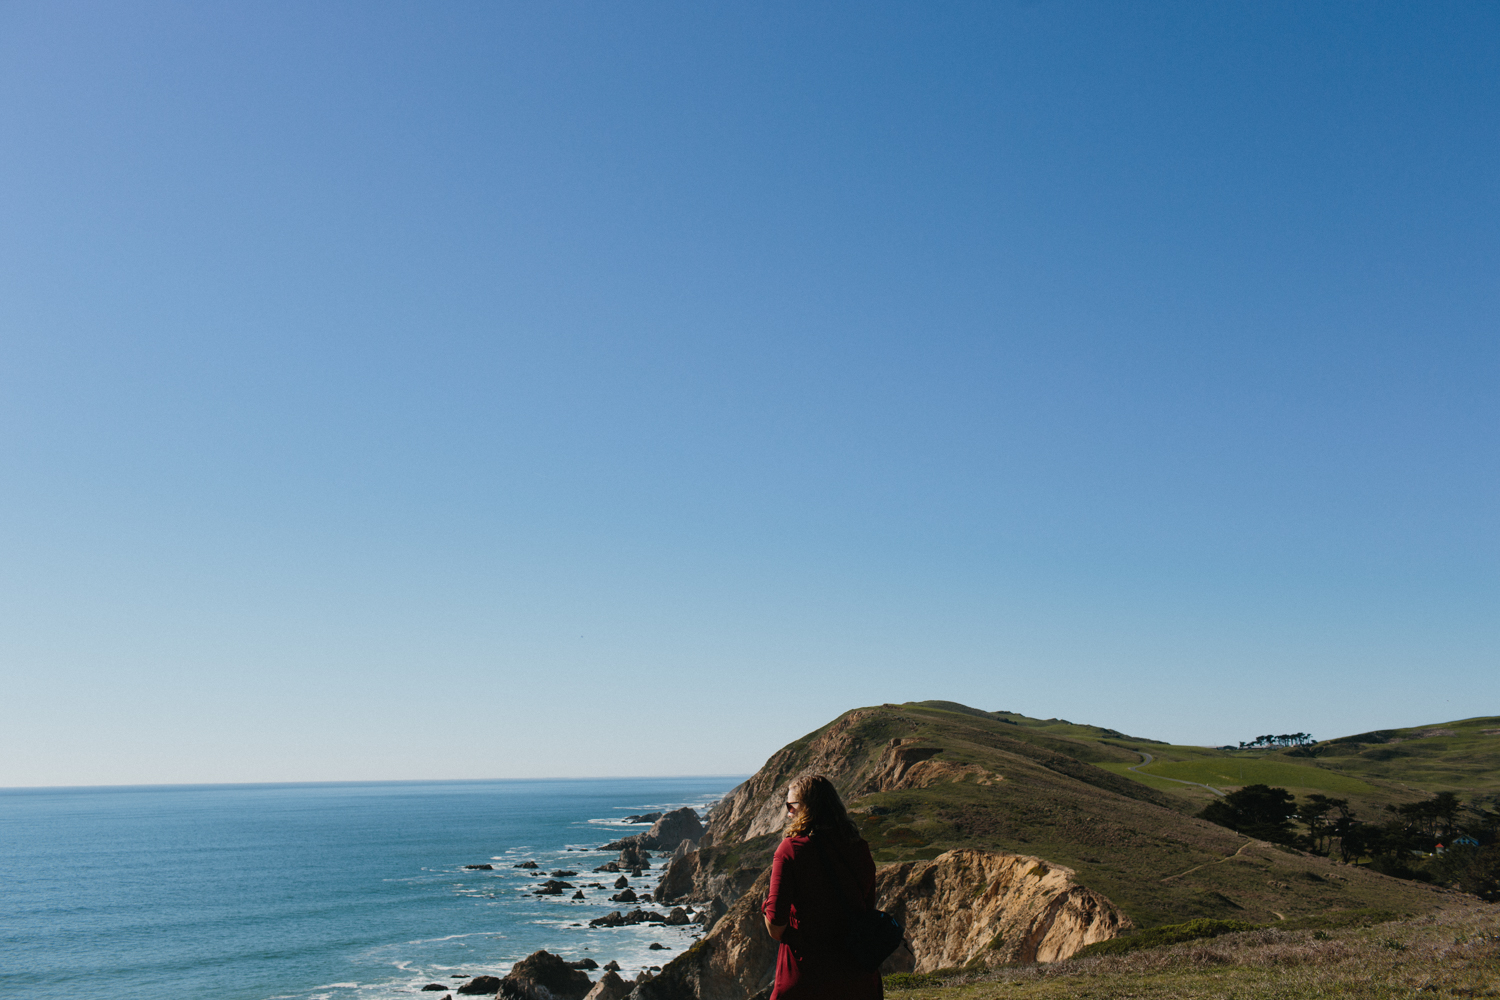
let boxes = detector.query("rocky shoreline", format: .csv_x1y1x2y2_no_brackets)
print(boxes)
432,806,717,1000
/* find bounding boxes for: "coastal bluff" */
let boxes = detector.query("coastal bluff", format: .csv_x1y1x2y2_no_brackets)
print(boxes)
631,700,1463,999
637,848,1127,1000
634,706,1137,999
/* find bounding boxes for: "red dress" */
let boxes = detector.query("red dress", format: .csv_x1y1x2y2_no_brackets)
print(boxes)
761,834,883,1000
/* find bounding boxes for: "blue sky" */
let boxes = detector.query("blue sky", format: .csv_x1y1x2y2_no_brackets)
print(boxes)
1,1,1495,786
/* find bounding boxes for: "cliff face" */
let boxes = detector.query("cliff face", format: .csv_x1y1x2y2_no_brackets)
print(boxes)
637,847,1127,1000
875,848,1130,969
639,700,1469,999
704,712,885,845
635,868,778,1000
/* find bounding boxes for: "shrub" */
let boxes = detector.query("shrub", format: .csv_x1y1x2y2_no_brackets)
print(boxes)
882,972,942,990
1074,918,1259,957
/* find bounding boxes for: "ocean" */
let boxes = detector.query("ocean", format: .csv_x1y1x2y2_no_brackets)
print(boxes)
0,777,743,1000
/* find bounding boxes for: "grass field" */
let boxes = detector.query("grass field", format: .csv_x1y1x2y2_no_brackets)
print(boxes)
1135,758,1380,795
1096,762,1219,799
883,903,1500,999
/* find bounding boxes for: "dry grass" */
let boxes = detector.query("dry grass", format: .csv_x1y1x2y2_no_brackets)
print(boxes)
886,904,1500,999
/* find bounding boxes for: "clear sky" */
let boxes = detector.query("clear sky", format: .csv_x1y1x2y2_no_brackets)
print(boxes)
1,1,1495,787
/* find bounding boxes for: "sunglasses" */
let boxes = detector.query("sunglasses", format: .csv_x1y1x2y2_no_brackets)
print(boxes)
785,800,802,814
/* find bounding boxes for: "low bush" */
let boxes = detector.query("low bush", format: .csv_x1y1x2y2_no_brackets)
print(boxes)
1074,918,1258,957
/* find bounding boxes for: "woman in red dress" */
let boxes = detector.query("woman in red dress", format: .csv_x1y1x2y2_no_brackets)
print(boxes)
761,775,883,1000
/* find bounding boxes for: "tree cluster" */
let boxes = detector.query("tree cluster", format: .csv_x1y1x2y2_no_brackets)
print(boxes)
1196,787,1500,901
1238,733,1313,748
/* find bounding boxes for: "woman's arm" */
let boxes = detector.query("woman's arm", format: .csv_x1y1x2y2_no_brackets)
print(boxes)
762,840,794,942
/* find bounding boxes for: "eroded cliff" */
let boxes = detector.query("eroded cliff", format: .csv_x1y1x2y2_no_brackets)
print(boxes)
875,848,1130,969
638,847,1128,1000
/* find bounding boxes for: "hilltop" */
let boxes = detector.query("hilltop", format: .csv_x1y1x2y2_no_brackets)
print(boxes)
689,701,1494,926
638,701,1494,999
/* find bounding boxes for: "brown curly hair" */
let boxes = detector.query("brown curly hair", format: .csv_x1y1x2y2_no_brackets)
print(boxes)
784,774,861,842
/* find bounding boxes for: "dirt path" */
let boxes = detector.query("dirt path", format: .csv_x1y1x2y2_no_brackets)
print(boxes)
1128,751,1227,798
1161,838,1256,881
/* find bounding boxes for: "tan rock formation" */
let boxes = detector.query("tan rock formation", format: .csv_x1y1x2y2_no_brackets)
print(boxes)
877,848,1130,969
705,716,992,844
636,848,1127,1000
859,739,997,793
584,971,631,1000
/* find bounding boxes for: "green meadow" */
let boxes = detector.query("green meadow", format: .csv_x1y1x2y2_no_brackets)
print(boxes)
1134,757,1378,794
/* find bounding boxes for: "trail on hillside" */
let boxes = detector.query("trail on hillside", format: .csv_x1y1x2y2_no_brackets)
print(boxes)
1128,751,1227,798
1161,838,1256,881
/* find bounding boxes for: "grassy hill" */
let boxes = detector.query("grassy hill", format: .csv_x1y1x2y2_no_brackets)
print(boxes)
882,904,1500,999
1093,713,1500,818
699,701,1495,931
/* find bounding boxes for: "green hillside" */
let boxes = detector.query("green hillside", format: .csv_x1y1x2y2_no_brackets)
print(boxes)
699,700,1486,931
1093,714,1500,816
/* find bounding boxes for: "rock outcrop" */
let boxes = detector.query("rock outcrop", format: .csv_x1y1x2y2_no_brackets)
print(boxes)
631,868,777,1000
608,808,706,860
584,971,631,1000
858,739,996,794
634,848,1128,1000
503,950,593,1000
616,842,653,870
589,908,669,927
625,812,664,825
644,807,705,850
653,847,761,910
876,849,1130,969
456,976,502,995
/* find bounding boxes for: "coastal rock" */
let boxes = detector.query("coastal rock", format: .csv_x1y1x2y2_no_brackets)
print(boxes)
583,971,631,1000
642,808,704,851
875,849,1130,968
624,812,664,825
514,861,540,869
590,908,669,927
627,866,777,1000
536,879,574,895
603,961,622,972
616,842,651,870
421,985,448,991
652,848,758,910
573,890,586,900
456,975,503,995
595,862,621,873
551,870,579,877
614,875,630,889
465,864,496,870
504,949,593,1000
609,888,638,903
664,907,689,926
652,849,696,903
648,943,667,950
590,910,628,927
568,958,599,970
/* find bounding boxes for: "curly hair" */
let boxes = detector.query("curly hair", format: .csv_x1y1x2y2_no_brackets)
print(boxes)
784,774,861,842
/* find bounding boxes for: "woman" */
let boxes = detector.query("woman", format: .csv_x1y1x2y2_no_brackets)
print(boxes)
761,775,882,1000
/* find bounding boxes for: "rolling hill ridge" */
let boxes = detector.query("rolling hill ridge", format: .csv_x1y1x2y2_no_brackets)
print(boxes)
636,701,1495,999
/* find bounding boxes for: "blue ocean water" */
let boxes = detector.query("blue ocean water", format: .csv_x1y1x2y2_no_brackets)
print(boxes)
0,777,742,1000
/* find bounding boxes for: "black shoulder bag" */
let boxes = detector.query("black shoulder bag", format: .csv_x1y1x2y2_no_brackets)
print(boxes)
810,834,906,972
